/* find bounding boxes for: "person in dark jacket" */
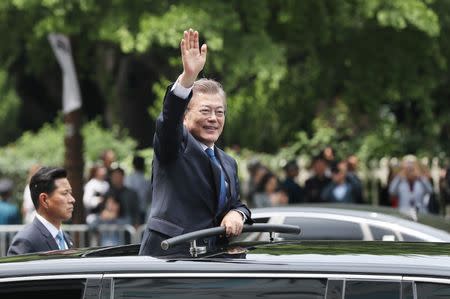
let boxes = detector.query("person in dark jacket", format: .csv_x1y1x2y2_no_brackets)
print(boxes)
8,167,74,255
139,29,252,257
304,155,331,203
281,160,304,204
321,161,357,203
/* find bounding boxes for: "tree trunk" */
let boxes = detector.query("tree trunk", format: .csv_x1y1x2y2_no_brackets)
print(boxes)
64,109,85,225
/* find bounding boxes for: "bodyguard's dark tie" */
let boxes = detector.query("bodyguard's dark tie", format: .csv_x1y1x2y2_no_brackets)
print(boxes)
205,148,227,211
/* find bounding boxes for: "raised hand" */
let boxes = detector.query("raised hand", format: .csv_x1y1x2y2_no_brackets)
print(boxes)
178,29,207,88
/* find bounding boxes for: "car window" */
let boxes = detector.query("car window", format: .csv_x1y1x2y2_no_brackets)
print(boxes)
280,217,364,240
344,280,400,299
416,282,450,299
253,217,270,224
400,233,424,242
369,225,398,241
325,280,343,299
401,281,414,299
113,278,327,299
0,279,86,299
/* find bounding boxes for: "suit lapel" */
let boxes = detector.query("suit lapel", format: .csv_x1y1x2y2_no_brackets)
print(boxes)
33,218,59,251
63,231,74,248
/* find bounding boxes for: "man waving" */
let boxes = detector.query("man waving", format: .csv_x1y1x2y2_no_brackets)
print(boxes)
139,29,252,257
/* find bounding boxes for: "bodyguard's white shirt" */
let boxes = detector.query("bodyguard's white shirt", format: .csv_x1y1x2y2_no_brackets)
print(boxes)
36,213,67,249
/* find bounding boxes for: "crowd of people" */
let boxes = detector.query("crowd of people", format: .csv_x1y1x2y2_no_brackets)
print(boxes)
1,147,450,230
1,147,450,233
243,147,364,208
81,151,151,246
243,147,450,218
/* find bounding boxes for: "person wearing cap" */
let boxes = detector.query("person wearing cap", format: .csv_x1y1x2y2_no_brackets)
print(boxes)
7,167,75,255
0,178,20,225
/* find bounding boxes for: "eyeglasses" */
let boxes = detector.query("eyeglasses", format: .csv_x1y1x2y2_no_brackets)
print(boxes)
196,107,226,118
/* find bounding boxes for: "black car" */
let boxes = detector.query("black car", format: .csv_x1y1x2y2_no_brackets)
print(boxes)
0,224,449,299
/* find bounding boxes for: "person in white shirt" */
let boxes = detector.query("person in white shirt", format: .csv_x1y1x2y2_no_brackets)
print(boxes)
21,164,41,224
389,157,433,215
83,165,110,215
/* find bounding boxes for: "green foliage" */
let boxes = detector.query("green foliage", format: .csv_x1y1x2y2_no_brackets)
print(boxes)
0,117,137,173
148,78,171,120
0,120,65,176
0,118,137,204
371,0,439,36
0,69,21,145
82,119,137,164
0,0,450,160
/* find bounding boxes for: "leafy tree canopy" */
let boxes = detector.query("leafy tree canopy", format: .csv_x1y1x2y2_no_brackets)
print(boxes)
0,0,449,160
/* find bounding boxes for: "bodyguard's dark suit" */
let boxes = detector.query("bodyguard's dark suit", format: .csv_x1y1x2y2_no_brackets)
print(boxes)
139,86,252,256
7,217,73,256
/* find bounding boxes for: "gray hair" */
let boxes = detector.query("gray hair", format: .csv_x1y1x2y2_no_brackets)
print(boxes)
192,78,227,107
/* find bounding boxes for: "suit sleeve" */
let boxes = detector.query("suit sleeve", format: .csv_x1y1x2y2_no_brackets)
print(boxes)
7,238,33,256
153,84,192,164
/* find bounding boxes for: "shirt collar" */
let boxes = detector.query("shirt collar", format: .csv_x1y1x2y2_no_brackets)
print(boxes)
36,213,61,238
200,143,214,152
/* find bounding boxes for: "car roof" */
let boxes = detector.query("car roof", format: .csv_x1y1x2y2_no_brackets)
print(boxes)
284,204,450,231
1,241,449,279
251,205,450,241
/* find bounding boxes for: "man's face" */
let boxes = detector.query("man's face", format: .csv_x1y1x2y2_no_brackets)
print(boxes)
111,171,124,188
184,92,225,147
45,178,75,222
95,167,107,180
103,150,115,168
405,162,419,181
313,160,327,176
332,162,348,184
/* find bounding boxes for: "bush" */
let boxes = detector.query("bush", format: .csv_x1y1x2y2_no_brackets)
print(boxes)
0,117,138,207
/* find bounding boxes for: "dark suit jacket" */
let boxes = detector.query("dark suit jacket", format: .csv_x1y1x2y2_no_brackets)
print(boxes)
321,182,355,203
7,217,73,256
139,85,252,256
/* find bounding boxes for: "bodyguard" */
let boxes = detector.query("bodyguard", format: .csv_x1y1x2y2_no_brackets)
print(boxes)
8,167,74,255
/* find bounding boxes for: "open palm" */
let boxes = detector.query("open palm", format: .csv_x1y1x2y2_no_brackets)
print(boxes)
180,29,207,86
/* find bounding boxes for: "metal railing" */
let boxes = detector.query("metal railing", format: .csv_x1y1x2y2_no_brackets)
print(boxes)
0,224,147,257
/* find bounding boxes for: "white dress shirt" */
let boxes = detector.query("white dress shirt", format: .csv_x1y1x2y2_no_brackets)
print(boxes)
36,213,67,249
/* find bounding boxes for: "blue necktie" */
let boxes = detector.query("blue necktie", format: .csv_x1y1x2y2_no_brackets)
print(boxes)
205,148,227,211
56,231,66,250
